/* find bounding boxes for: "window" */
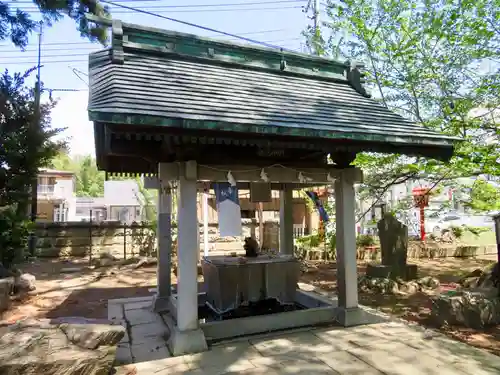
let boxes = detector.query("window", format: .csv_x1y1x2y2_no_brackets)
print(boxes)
54,204,67,222
76,207,90,216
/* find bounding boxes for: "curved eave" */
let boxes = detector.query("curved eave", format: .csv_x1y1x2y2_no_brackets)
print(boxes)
89,111,457,161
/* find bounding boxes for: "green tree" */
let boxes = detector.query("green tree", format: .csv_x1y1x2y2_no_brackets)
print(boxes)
51,153,145,197
320,0,499,202
0,0,109,48
467,179,500,212
50,151,75,171
76,155,105,197
0,69,65,267
50,153,104,197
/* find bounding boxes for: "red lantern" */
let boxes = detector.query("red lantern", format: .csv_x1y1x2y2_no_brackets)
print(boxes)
412,187,430,208
412,187,430,241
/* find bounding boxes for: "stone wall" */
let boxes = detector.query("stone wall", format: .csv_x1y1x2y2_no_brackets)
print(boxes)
36,221,493,260
34,219,282,258
35,221,153,258
299,242,498,261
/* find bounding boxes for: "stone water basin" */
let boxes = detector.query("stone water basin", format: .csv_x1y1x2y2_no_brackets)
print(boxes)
201,254,300,315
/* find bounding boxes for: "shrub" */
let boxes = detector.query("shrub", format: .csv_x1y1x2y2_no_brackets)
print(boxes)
356,234,376,248
464,225,491,237
295,234,321,249
449,226,464,239
0,205,31,269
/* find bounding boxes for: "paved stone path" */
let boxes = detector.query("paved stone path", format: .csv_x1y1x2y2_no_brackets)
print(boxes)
110,296,500,375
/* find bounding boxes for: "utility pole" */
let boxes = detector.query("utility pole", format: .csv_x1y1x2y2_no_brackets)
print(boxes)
28,22,43,256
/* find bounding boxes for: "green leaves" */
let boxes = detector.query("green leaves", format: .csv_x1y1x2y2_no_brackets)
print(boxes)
320,0,499,204
0,0,110,48
466,179,500,212
0,205,31,268
1,70,65,210
0,69,64,268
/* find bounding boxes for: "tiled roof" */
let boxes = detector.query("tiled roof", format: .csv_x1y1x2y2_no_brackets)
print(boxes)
88,18,458,162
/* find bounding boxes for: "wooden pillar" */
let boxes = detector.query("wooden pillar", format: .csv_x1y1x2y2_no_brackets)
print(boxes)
279,184,294,255
335,168,359,322
153,163,173,312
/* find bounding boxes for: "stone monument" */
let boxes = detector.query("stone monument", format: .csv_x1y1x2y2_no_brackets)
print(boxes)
366,213,417,280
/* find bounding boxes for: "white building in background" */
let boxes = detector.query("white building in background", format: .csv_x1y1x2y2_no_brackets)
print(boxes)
74,180,143,223
36,168,77,222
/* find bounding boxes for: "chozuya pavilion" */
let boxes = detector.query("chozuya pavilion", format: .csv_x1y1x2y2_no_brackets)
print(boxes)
87,16,457,356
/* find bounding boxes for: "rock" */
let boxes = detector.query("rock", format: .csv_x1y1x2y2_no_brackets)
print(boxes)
400,281,420,294
0,277,14,312
112,364,138,375
14,273,36,292
463,268,483,279
100,252,118,261
93,258,115,268
54,317,126,349
357,276,399,294
0,263,15,279
134,257,157,269
388,280,399,294
460,276,480,289
417,276,440,289
431,289,500,329
459,263,500,290
0,317,124,374
297,282,315,292
117,257,140,267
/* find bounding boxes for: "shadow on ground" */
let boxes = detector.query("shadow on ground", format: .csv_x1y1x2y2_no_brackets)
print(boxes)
45,286,155,319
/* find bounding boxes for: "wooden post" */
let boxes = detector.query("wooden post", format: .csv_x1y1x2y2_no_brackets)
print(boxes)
257,202,264,249
279,185,294,255
123,225,127,259
89,209,93,266
494,214,500,297
494,214,500,265
154,163,174,312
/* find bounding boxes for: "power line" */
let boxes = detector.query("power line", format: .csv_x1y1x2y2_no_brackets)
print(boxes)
70,68,89,87
0,37,301,53
11,0,305,7
2,52,91,59
1,59,89,65
15,5,303,13
0,37,302,63
90,0,300,51
0,29,296,53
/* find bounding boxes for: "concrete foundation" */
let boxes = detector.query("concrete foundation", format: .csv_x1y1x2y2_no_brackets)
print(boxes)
162,288,384,352
164,314,208,356
336,306,386,327
152,295,170,313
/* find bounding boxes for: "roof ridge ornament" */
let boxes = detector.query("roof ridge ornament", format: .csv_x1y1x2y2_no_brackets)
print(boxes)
280,49,287,71
345,60,370,98
112,19,125,64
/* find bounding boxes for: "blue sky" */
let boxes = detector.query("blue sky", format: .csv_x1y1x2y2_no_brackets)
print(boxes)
1,0,318,156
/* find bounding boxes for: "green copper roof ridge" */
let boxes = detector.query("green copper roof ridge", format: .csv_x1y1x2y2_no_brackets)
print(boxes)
87,14,369,95
88,14,349,68
124,23,346,67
